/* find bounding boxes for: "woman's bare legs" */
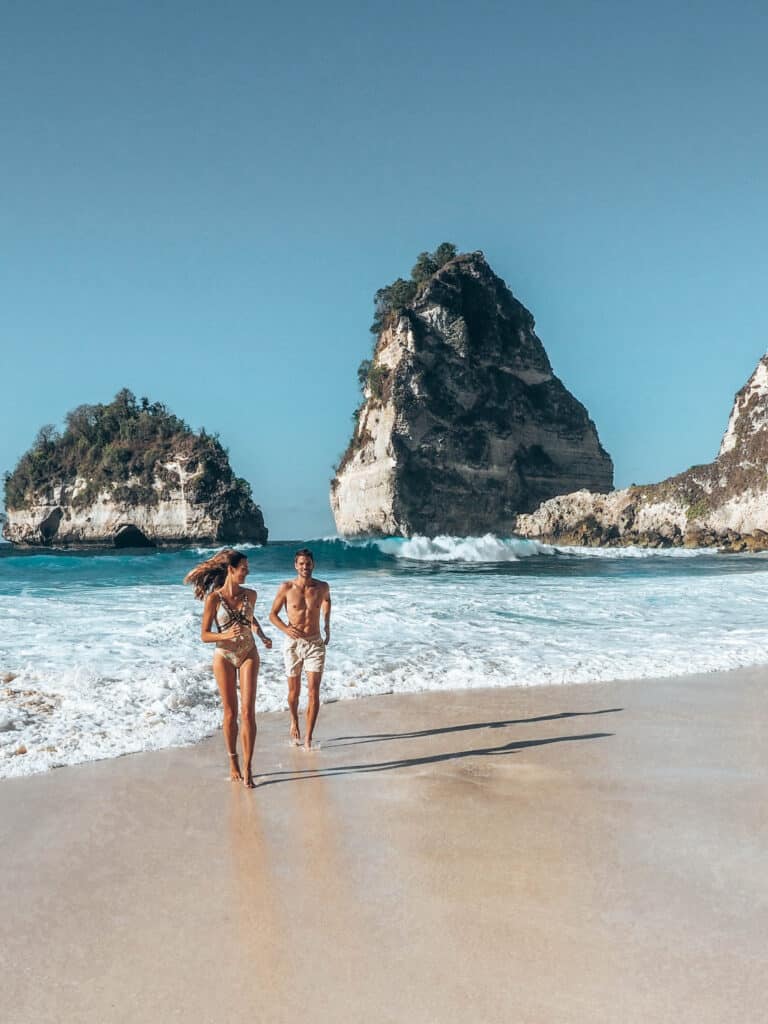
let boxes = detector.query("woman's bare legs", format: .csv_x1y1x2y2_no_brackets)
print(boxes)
239,654,259,788
214,654,242,781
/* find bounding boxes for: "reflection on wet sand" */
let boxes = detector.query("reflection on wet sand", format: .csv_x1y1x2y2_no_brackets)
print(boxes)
227,785,288,989
227,747,372,1007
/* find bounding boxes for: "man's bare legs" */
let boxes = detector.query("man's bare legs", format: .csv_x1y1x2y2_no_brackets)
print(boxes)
287,672,302,743
287,665,322,748
213,655,242,781
304,672,322,750
239,655,259,788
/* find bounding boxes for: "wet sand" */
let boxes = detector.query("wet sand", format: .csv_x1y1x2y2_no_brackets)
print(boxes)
1,667,766,1024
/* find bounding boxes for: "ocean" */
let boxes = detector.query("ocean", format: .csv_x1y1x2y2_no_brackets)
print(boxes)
1,536,767,779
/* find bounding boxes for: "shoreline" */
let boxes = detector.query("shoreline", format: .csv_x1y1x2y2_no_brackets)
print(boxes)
3,659,768,781
4,660,768,782
5,538,768,780
2,666,766,1022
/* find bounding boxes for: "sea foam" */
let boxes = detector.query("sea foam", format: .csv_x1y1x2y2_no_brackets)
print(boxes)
1,539,767,778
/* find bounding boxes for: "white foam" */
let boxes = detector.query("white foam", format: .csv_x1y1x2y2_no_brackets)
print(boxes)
3,549,768,778
370,534,710,562
373,534,553,561
191,542,266,556
552,543,709,559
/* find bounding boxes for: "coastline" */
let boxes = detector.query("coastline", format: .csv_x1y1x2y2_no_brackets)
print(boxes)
2,667,766,1023
5,540,768,779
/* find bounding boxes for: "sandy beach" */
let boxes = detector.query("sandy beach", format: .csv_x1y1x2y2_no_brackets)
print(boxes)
1,667,766,1024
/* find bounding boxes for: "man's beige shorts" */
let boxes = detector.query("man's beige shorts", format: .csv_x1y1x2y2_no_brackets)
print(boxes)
283,635,326,676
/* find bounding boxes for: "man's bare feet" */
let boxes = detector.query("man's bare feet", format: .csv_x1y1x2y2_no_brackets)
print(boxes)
290,718,301,745
228,752,243,782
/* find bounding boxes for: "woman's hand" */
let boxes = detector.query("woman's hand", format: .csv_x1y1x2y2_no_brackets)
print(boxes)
218,624,244,641
260,634,273,650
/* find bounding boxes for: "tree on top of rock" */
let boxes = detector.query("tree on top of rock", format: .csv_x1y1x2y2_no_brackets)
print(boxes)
369,242,458,335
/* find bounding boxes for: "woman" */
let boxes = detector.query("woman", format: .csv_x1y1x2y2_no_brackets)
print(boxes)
184,549,272,788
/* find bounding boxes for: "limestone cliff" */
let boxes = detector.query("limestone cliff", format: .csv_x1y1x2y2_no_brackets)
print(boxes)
3,391,267,547
515,354,768,551
330,251,613,537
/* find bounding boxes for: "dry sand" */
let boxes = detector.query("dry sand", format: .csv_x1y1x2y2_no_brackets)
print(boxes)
1,667,766,1024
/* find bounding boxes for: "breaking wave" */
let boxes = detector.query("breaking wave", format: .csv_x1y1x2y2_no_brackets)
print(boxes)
2,535,766,778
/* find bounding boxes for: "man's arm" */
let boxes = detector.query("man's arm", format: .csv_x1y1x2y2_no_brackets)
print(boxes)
269,583,304,640
321,583,331,645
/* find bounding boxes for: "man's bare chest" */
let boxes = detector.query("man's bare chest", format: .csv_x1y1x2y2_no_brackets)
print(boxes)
287,586,323,613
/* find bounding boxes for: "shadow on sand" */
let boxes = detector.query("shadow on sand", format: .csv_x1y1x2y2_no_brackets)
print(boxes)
325,707,623,748
256,729,615,788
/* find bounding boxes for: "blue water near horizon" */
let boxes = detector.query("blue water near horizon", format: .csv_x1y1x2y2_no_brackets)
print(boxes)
2,535,767,778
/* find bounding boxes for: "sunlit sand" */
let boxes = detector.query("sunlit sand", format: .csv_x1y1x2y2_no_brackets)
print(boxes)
1,668,765,1023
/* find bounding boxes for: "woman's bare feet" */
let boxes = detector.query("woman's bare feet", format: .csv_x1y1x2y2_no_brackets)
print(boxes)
228,752,243,782
243,769,256,789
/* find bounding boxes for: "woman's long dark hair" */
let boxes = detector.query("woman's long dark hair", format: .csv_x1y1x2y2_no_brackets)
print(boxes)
184,548,247,600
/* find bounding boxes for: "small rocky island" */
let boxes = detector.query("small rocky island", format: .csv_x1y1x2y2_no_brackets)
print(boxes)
515,354,768,551
331,245,613,537
3,390,268,547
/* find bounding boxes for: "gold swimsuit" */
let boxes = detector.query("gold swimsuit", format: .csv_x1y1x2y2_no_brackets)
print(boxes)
214,592,257,669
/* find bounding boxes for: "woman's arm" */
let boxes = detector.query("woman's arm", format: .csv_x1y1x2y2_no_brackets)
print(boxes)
247,589,273,649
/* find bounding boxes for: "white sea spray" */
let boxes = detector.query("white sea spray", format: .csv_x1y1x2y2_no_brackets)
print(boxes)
1,538,767,778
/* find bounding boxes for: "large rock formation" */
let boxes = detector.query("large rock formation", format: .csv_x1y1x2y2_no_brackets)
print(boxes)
3,391,267,547
515,354,768,551
330,251,613,537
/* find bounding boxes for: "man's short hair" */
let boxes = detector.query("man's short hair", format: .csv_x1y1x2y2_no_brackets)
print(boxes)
294,547,314,563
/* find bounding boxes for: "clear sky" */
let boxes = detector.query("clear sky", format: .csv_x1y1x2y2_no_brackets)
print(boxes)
2,1,767,539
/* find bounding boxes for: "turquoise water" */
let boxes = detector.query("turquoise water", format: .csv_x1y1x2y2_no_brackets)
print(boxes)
1,535,767,778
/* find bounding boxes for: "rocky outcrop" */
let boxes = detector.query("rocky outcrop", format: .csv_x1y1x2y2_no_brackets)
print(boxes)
515,354,768,551
330,252,613,537
3,391,267,547
3,464,267,547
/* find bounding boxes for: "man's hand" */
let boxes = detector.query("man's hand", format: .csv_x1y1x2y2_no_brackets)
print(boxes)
324,630,331,646
287,625,305,640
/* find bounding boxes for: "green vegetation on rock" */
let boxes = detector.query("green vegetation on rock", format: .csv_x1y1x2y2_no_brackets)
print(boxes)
685,497,710,521
368,242,457,337
3,389,257,519
343,243,460,475
355,242,457,407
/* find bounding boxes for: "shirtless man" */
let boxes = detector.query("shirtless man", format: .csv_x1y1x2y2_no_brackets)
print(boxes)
269,548,331,750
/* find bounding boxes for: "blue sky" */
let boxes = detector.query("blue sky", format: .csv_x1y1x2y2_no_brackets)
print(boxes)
2,1,767,539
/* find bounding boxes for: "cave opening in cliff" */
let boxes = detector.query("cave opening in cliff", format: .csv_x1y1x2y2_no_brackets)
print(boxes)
113,524,155,549
39,507,63,543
